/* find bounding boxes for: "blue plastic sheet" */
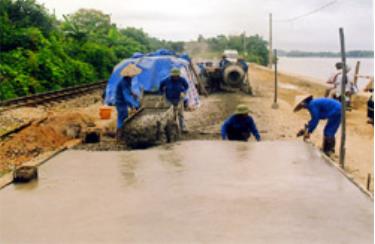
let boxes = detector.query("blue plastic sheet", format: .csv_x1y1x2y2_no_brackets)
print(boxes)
131,52,144,58
179,53,191,62
105,50,200,109
147,49,176,57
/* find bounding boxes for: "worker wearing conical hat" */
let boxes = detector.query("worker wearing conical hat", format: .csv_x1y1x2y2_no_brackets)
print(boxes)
115,64,142,141
294,94,342,155
221,104,261,142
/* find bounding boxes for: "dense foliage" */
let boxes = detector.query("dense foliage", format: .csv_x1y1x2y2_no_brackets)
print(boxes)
0,0,183,100
198,34,269,66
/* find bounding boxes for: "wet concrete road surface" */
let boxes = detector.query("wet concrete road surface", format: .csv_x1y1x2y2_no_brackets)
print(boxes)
0,141,373,243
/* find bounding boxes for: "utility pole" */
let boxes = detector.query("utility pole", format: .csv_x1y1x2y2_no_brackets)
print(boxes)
339,27,347,169
272,49,279,109
268,13,273,68
243,31,247,55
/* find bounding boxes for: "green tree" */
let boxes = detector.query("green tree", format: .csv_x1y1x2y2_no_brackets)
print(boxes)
0,0,188,100
205,33,269,66
245,35,269,66
61,9,111,39
120,27,151,50
0,0,55,36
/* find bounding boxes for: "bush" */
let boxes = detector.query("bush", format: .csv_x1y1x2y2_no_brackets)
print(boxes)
77,42,117,79
0,1,183,100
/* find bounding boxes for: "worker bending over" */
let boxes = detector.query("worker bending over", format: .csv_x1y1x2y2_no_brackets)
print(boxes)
294,95,342,155
115,64,142,141
159,68,189,132
221,104,261,142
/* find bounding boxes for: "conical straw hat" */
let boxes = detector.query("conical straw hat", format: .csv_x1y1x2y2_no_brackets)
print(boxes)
293,94,313,112
120,64,142,77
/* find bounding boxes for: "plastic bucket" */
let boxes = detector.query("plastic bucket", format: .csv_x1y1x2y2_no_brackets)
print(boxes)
99,107,112,120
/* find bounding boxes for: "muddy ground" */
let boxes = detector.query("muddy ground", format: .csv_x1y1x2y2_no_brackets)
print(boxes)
0,64,373,191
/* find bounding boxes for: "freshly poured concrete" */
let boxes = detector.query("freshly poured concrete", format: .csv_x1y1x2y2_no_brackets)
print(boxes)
0,141,373,243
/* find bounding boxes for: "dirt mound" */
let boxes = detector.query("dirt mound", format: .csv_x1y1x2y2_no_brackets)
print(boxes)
0,112,94,174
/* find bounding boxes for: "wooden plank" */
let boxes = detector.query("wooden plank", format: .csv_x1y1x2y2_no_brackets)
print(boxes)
353,61,361,86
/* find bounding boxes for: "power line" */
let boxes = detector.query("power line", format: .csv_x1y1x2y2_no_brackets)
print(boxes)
275,0,338,23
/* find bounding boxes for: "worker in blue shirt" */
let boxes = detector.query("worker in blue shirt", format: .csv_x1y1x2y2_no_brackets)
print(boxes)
115,64,142,141
219,55,229,69
221,104,261,142
238,57,248,73
294,95,342,155
197,62,206,79
159,68,189,132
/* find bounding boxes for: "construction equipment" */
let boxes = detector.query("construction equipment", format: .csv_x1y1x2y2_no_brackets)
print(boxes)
122,95,179,148
200,50,252,94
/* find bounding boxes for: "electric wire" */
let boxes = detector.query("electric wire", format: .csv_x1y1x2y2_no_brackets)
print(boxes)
274,0,338,23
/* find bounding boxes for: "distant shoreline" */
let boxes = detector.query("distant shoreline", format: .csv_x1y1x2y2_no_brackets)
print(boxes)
277,50,374,59
279,56,374,59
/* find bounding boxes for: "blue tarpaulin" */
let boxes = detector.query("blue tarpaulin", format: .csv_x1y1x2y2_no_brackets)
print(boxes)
105,50,200,108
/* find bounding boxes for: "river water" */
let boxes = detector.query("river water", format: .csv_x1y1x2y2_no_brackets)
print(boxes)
278,57,374,89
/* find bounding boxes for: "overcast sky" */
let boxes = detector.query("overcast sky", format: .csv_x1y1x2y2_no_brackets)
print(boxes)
39,0,374,51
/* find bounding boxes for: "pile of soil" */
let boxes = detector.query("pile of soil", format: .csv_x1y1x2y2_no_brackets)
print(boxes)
0,90,103,137
0,112,94,175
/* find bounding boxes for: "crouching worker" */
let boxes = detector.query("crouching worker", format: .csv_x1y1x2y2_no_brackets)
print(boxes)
294,95,341,155
115,64,142,142
221,104,261,142
160,68,189,132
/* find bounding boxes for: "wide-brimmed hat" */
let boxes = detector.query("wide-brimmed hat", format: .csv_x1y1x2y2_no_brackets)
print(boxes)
170,68,181,76
234,104,250,115
293,94,313,112
120,64,142,77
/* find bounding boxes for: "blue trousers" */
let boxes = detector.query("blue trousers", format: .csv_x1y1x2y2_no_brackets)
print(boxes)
116,104,128,129
323,113,341,137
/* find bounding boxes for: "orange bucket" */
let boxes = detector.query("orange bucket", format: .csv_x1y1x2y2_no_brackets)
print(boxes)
99,106,112,120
